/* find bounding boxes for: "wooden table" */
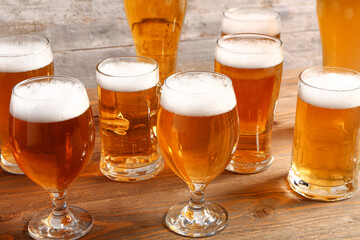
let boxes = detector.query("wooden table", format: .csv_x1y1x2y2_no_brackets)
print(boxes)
1,69,359,240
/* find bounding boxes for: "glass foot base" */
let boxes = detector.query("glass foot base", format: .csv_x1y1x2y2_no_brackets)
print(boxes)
165,201,228,238
226,153,273,174
28,206,93,240
100,156,164,182
287,169,357,201
1,155,23,174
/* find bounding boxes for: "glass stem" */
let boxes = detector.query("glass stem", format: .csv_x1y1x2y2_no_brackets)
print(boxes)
188,184,206,211
47,190,73,229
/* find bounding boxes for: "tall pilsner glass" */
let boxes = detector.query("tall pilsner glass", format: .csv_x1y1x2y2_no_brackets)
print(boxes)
0,34,54,174
221,7,281,38
317,0,360,71
157,71,239,237
288,67,360,201
215,33,283,174
124,0,187,83
9,76,95,239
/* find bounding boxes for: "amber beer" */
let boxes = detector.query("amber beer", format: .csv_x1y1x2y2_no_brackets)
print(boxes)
215,33,283,174
288,67,360,201
317,0,360,71
97,56,163,182
9,77,95,192
124,0,187,83
221,7,281,38
0,34,54,174
157,72,239,185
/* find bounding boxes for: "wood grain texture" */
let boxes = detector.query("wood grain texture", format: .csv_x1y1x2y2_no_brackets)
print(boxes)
2,69,360,240
0,0,322,87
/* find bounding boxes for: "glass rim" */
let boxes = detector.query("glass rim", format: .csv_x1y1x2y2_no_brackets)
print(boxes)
0,33,51,58
164,71,233,95
96,56,159,78
12,75,85,101
299,66,360,92
216,33,282,55
223,7,280,21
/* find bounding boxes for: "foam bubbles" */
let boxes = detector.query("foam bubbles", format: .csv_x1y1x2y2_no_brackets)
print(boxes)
0,35,53,73
299,70,360,109
215,35,283,69
221,8,280,36
160,72,237,117
10,79,90,122
96,59,159,92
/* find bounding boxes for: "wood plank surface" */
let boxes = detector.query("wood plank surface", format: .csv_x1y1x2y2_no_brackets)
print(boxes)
2,69,360,240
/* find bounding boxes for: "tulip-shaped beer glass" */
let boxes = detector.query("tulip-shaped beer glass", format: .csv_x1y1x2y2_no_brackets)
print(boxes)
9,76,95,239
157,71,239,237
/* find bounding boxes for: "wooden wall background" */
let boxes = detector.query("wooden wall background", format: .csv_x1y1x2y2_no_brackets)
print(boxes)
1,0,321,88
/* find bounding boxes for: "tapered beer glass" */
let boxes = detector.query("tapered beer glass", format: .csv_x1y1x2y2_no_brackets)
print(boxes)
157,71,239,237
317,0,360,71
97,56,164,182
9,76,95,239
124,0,187,83
0,34,54,174
215,33,283,174
221,7,281,38
288,67,360,201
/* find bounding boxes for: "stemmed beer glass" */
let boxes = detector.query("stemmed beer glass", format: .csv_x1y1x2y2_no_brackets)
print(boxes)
9,76,95,239
157,71,239,237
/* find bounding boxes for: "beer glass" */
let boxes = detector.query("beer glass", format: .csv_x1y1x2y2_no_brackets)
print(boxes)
221,7,281,38
157,71,239,237
0,34,54,174
215,33,283,174
124,0,187,83
288,67,360,201
9,76,95,239
317,0,360,71
96,56,164,182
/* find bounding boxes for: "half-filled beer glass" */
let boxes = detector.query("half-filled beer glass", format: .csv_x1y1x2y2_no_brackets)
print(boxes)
215,33,283,174
0,34,54,174
221,7,281,38
97,56,163,182
157,71,239,237
288,67,360,201
9,76,95,239
317,0,360,71
124,0,187,83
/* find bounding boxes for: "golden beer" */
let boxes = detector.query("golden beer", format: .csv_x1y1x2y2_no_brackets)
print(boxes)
215,33,283,174
97,56,163,182
317,0,360,71
157,71,239,237
288,67,360,201
158,108,238,185
9,76,95,239
0,34,54,174
221,7,281,38
124,0,187,83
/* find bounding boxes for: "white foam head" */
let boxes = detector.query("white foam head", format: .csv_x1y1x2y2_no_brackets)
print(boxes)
0,34,53,73
96,57,159,92
221,7,281,36
215,34,283,69
160,72,237,117
299,68,360,109
10,77,90,123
